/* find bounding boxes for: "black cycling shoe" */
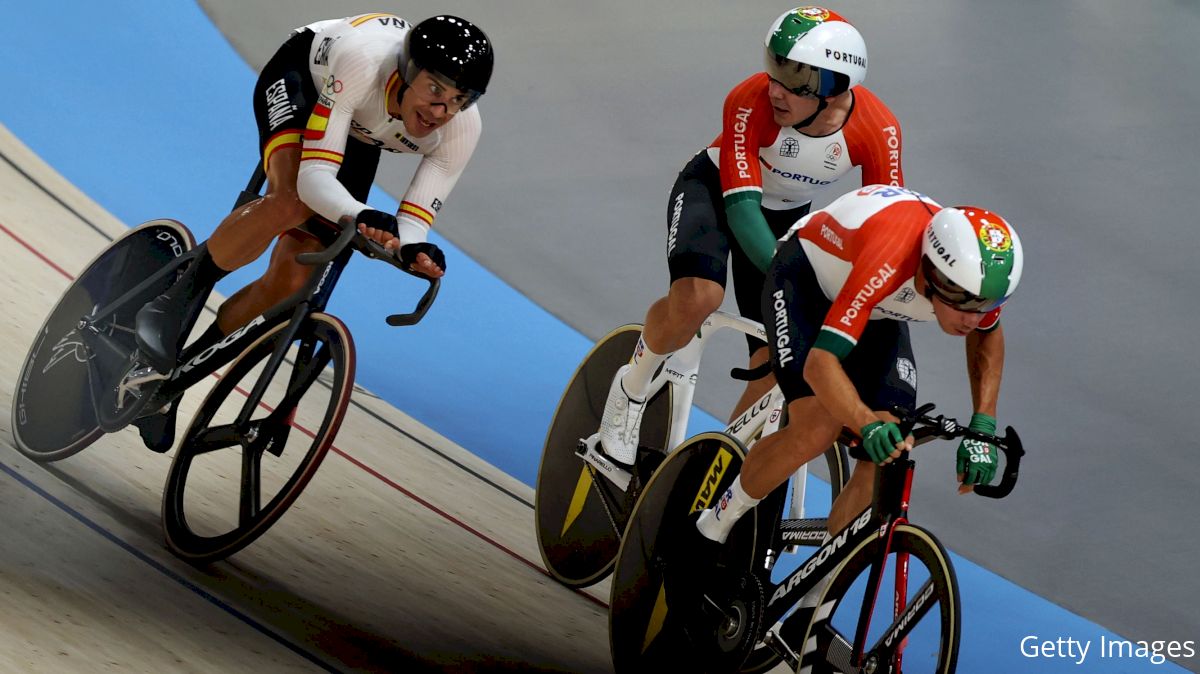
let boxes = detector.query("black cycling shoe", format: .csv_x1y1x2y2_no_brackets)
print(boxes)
135,244,226,374
132,400,179,453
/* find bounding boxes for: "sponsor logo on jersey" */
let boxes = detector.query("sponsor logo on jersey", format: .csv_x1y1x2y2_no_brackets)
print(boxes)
895,286,916,303
314,37,334,66
823,142,843,170
895,357,917,389
264,78,298,131
393,132,420,152
766,161,833,185
771,289,795,367
691,448,734,513
323,75,343,94
732,107,753,180
978,219,1012,252
431,198,443,213
839,263,898,327
780,137,800,158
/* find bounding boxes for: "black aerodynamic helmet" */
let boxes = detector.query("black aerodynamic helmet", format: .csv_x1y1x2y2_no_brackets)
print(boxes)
400,15,493,108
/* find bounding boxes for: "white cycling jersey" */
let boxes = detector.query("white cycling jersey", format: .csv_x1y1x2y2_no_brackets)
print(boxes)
295,14,481,244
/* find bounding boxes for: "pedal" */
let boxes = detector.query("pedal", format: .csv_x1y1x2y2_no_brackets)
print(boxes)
761,629,799,671
575,435,632,492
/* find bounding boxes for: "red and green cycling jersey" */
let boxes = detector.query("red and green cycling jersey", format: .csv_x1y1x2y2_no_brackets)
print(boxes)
793,186,1001,359
707,73,903,271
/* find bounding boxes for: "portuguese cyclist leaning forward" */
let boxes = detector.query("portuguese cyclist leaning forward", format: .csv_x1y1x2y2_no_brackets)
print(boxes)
594,6,905,469
680,184,1024,601
131,13,493,448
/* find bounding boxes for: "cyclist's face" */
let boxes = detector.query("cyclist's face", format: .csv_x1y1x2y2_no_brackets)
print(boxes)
931,294,986,336
397,70,468,137
767,78,822,126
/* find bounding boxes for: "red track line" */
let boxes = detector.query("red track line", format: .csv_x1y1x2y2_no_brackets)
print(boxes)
2,220,608,610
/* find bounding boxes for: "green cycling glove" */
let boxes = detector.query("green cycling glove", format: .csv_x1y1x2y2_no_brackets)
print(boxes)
861,421,904,464
957,412,998,486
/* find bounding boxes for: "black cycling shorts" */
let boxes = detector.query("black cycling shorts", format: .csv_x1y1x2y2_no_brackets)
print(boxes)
762,235,918,412
666,150,809,354
253,29,380,244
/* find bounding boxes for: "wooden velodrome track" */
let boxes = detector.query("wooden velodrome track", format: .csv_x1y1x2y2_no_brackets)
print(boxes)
0,123,617,672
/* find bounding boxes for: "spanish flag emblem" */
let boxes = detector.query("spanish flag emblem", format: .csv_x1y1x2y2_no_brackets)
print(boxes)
304,103,332,141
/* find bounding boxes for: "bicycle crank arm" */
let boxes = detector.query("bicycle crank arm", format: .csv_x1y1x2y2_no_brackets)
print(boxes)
761,630,800,671
575,435,632,492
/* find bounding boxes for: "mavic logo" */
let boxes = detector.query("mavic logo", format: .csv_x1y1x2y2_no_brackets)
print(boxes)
691,448,733,512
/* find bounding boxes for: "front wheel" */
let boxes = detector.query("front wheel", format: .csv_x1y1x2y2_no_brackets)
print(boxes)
11,219,193,462
161,313,355,563
797,523,960,673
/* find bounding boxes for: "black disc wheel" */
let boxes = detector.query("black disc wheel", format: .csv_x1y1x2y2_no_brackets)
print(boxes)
11,219,192,462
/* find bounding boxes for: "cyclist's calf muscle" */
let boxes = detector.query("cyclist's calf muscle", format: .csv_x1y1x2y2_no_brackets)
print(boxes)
208,147,312,271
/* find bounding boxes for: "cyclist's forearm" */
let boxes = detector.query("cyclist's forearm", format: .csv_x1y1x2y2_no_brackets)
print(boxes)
965,324,1005,416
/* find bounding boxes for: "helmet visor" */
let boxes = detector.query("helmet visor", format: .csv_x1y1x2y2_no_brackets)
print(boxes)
764,53,848,98
921,256,1006,313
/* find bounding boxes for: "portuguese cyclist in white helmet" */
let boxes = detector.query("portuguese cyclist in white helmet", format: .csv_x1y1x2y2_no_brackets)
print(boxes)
592,7,907,471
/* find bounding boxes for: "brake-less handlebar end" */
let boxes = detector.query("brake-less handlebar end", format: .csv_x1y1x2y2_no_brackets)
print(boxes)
386,277,440,327
974,425,1024,499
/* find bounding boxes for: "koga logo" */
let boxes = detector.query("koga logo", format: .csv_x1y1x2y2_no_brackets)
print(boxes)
771,289,794,367
156,230,185,258
820,223,843,250
769,508,873,606
825,49,866,69
884,582,935,647
838,263,898,327
264,78,298,131
926,228,957,267
667,191,684,255
882,126,901,186
823,142,843,170
691,448,733,512
732,107,753,180
779,137,800,158
728,395,771,435
896,357,917,390
180,315,266,374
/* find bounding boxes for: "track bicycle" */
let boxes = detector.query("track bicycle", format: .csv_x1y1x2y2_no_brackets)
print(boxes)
609,403,1025,673
12,166,438,563
534,312,851,588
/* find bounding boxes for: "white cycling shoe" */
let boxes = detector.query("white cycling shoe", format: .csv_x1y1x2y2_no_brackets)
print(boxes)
597,364,646,467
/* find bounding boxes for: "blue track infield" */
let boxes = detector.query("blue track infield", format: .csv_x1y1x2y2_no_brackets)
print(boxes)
1,2,1186,671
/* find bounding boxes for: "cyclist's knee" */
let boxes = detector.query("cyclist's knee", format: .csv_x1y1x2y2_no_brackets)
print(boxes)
260,190,313,227
667,277,724,320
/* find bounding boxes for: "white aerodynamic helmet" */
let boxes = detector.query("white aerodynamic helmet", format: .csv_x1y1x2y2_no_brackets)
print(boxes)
764,7,867,98
920,207,1024,313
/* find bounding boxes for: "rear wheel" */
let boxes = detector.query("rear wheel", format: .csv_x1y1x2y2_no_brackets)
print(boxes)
161,313,354,563
11,220,193,462
534,324,672,588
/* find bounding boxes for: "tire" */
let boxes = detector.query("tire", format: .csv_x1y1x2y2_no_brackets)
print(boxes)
11,220,193,462
534,324,672,588
608,432,759,673
161,313,355,563
797,523,960,673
